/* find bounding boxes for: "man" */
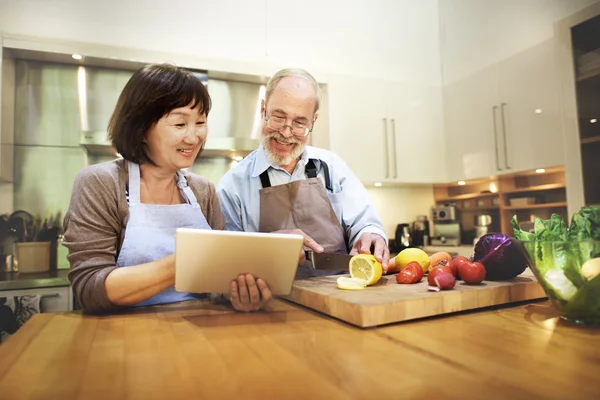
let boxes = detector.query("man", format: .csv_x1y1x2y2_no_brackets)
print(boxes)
217,68,389,307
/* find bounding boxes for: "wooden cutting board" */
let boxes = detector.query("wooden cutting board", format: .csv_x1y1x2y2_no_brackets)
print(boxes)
282,270,547,328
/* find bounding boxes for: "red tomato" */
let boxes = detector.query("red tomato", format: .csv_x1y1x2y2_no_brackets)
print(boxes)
458,261,486,284
404,261,423,281
452,256,470,278
427,265,453,286
396,261,423,284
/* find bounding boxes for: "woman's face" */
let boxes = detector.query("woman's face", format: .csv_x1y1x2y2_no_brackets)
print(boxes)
145,104,207,171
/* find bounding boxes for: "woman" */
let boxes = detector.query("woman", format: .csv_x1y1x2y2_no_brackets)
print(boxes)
63,64,270,313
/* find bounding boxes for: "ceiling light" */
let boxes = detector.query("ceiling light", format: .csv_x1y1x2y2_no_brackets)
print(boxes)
591,118,597,124
374,182,382,187
535,168,545,173
534,109,543,114
232,156,243,161
72,54,83,60
458,181,466,186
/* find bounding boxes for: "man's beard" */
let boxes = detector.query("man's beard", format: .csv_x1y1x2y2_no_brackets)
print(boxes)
261,132,306,167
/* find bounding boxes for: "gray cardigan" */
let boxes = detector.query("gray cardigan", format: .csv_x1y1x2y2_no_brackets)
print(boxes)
63,159,226,313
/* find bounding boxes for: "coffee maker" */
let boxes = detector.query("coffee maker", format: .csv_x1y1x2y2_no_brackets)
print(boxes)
430,205,461,246
411,215,430,247
394,223,412,252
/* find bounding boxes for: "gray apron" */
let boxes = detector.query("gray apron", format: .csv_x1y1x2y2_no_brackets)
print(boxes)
258,159,347,278
116,161,212,307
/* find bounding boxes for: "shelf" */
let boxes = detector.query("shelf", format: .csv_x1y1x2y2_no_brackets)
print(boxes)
458,207,500,212
577,67,600,82
502,202,567,211
502,183,566,194
581,136,600,145
436,192,497,202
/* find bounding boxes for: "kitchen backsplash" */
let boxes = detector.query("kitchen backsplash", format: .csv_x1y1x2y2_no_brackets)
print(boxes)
365,185,435,240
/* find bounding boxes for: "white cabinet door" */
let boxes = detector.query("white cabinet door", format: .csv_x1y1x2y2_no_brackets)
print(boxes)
327,75,390,183
0,286,73,313
388,82,446,183
497,39,565,173
443,68,501,182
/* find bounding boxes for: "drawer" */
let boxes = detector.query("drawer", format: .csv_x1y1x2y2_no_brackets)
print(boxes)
0,286,73,313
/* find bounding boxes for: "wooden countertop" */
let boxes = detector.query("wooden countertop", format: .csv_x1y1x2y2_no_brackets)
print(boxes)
0,299,599,399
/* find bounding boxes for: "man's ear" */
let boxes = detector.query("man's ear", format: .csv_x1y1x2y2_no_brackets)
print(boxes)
261,100,266,116
313,112,319,123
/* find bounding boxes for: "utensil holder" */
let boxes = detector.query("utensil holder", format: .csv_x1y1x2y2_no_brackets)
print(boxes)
14,241,51,274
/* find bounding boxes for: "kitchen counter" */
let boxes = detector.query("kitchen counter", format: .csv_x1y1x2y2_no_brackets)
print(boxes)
0,269,70,291
0,298,598,399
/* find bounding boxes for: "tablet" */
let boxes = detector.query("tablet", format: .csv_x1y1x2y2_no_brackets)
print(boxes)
174,228,304,295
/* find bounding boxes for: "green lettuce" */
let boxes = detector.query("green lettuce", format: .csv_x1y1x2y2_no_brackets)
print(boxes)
512,206,600,305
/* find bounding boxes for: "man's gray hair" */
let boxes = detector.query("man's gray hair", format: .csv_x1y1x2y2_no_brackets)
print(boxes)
265,68,322,113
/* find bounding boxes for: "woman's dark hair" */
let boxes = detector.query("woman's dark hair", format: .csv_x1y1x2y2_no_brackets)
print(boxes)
108,63,211,164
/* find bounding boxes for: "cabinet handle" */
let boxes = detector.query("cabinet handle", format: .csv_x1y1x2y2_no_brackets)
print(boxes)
500,103,510,169
390,118,397,179
383,118,389,178
41,293,60,299
492,106,502,171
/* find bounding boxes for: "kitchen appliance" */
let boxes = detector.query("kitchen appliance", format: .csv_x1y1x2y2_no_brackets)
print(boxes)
431,205,456,222
431,205,461,246
394,223,412,251
473,214,493,244
411,215,430,247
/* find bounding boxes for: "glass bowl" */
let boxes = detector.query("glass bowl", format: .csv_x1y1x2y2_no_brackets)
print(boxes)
517,240,600,326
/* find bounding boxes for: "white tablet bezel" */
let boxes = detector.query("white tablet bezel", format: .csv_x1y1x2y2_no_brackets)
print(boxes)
174,228,304,295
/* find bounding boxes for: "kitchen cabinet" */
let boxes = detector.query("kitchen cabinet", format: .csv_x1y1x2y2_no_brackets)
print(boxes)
327,75,389,183
0,285,73,313
443,40,564,181
328,75,445,184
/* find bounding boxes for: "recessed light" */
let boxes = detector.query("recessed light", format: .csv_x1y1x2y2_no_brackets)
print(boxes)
535,168,545,173
72,54,83,60
591,118,597,124
458,181,466,186
374,182,382,187
534,109,543,114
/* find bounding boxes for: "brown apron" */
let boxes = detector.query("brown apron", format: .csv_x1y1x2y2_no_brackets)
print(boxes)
258,159,348,279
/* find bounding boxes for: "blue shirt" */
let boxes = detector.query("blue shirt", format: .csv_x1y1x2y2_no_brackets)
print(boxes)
216,144,388,247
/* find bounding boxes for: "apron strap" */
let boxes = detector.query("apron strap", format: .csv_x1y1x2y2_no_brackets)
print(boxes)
259,159,333,191
127,161,142,204
176,171,201,208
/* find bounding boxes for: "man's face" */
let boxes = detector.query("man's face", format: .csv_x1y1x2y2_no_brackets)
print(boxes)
261,76,318,167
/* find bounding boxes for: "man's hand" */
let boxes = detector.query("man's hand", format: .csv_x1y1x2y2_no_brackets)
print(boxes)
229,274,272,312
349,233,390,273
272,229,323,266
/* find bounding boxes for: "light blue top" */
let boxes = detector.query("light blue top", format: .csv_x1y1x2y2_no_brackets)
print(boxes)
216,145,388,247
116,161,211,307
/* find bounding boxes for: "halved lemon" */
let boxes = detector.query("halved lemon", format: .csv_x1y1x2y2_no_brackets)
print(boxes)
337,276,367,290
349,254,383,286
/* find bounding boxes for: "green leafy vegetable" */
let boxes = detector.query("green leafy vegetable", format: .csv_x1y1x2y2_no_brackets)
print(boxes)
512,206,600,324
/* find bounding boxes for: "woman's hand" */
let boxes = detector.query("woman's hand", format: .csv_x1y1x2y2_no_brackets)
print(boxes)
229,274,272,312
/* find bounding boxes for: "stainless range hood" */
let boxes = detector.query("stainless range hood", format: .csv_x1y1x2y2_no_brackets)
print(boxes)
13,48,264,160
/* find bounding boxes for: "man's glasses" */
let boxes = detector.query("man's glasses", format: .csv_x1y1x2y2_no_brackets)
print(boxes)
264,111,313,137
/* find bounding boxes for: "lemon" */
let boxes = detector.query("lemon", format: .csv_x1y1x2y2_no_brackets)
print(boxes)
337,276,367,290
395,248,431,273
349,254,383,286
